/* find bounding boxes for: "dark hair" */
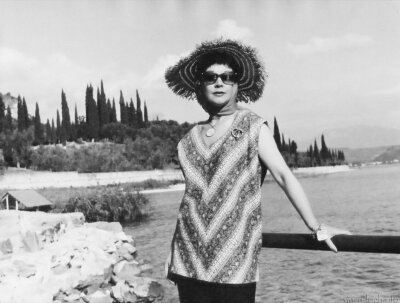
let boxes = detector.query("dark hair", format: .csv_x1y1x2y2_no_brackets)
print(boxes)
195,52,242,79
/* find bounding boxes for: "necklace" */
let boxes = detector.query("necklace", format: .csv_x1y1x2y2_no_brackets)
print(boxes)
206,116,218,137
205,110,238,137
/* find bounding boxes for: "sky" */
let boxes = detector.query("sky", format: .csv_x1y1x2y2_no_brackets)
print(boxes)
1,0,400,146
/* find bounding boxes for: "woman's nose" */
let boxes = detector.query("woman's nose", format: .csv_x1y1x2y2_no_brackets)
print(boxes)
215,77,223,86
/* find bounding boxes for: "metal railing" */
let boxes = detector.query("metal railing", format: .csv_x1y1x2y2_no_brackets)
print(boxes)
262,233,400,254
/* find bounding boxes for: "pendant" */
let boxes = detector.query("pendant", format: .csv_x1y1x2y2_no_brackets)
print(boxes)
206,128,215,137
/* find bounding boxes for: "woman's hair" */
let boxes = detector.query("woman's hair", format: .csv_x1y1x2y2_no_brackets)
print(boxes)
195,52,242,79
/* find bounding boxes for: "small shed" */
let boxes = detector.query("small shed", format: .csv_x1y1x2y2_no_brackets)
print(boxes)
1,190,53,212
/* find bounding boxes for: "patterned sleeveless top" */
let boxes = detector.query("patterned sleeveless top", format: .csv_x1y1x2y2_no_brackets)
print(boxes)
169,108,267,284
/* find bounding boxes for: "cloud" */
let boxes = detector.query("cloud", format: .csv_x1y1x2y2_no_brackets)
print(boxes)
142,52,189,89
287,34,373,55
212,19,254,41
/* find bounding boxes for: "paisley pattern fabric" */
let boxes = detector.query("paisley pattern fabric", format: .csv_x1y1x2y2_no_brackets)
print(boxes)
169,109,266,284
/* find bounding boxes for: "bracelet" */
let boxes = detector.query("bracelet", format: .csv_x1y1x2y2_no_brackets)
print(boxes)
311,223,329,241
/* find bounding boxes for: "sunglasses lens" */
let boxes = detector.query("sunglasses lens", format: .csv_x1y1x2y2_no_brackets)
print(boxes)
202,73,218,84
220,73,237,84
201,72,237,85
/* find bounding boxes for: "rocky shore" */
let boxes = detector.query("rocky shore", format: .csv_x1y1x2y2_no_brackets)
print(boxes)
0,210,163,303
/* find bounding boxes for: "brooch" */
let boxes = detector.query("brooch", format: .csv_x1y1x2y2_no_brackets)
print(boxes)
231,128,243,139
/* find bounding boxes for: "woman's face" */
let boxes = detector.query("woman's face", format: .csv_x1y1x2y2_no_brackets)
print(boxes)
200,64,238,108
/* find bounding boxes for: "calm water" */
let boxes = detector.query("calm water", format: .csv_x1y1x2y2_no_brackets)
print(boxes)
124,164,400,303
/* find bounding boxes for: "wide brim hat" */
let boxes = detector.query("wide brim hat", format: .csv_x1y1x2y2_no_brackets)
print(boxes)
165,39,266,103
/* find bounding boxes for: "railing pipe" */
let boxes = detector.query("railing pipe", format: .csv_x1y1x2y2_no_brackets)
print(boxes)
262,233,400,254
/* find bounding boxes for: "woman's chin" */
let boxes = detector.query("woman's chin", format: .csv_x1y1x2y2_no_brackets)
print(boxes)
206,98,230,107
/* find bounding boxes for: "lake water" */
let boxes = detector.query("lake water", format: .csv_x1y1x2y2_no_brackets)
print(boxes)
124,164,400,303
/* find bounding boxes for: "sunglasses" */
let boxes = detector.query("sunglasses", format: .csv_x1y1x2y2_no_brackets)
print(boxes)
200,72,239,85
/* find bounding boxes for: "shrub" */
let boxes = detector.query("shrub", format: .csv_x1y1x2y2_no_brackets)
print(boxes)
59,188,149,223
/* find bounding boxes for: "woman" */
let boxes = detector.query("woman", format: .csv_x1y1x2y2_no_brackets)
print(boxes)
164,39,350,303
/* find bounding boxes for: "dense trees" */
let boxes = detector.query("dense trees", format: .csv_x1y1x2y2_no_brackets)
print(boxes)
1,83,345,172
273,116,346,168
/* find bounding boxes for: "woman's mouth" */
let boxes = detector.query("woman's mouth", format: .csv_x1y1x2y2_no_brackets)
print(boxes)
213,92,225,96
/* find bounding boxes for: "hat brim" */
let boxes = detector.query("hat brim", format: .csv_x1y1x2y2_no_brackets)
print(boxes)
165,39,266,103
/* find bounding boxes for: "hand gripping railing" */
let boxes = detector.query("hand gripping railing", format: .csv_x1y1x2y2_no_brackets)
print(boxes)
262,233,400,254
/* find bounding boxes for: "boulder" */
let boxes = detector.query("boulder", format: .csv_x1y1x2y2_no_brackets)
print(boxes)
0,238,13,254
87,290,113,303
0,211,163,303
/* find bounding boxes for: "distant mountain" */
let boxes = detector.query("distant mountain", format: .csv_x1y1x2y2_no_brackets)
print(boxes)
0,92,18,117
373,146,400,163
342,146,390,163
298,125,400,150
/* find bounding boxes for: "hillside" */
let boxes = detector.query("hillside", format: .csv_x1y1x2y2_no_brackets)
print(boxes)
342,146,389,163
342,145,400,164
373,146,400,163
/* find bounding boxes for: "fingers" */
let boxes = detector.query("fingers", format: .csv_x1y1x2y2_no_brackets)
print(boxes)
326,225,352,236
325,238,338,253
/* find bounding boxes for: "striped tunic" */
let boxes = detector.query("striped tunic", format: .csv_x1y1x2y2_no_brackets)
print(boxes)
169,108,267,284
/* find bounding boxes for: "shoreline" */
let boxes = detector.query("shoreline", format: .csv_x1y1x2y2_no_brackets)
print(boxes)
0,165,350,192
140,165,351,194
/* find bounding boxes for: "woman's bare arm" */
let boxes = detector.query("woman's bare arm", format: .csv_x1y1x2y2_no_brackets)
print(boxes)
258,124,351,252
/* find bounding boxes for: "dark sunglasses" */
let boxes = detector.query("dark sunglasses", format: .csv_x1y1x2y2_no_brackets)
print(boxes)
200,72,238,85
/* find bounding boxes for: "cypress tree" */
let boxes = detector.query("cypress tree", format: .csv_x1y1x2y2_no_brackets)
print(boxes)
51,119,56,144
0,94,4,133
22,97,29,129
61,89,71,143
17,96,23,131
144,101,149,124
313,139,321,165
56,110,61,143
106,98,112,124
128,98,135,126
273,117,282,151
96,88,101,128
85,84,99,139
70,104,78,141
45,119,51,144
74,104,78,125
281,134,286,152
308,144,313,159
34,102,44,144
136,90,143,128
5,106,13,131
119,91,127,124
320,134,329,161
102,82,109,125
338,150,345,161
97,84,108,128
85,85,90,127
85,85,91,137
111,98,117,123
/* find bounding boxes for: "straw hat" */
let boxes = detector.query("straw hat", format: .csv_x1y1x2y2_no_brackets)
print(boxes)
165,39,266,103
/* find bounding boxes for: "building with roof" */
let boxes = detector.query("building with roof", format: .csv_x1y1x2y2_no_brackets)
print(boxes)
1,190,53,211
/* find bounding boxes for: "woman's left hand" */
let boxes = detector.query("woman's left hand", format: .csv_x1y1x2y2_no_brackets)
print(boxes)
319,224,352,253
